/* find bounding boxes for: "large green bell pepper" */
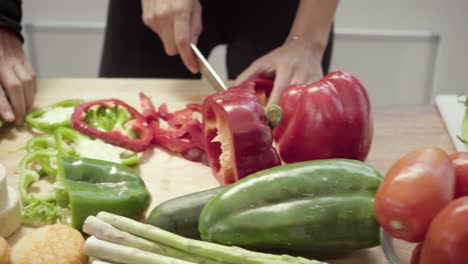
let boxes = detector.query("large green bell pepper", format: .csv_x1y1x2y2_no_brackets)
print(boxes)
199,159,383,257
25,99,84,133
56,156,151,229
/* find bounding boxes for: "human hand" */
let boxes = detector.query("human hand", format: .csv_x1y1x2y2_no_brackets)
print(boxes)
142,0,202,73
235,38,324,105
0,29,37,126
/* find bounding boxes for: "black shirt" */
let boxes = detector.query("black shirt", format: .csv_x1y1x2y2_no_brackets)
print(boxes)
0,0,23,41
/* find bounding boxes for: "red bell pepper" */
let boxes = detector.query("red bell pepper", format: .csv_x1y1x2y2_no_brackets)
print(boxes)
150,119,206,163
139,93,207,163
139,92,159,122
71,99,152,152
230,76,274,106
202,85,281,185
273,71,373,163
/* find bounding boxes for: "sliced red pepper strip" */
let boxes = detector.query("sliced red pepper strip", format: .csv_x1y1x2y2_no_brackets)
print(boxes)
139,93,207,163
186,103,203,112
157,103,203,129
139,92,159,122
71,99,152,152
202,86,281,185
158,104,172,121
150,119,207,163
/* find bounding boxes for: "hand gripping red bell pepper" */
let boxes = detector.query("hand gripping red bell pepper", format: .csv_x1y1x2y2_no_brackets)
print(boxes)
202,84,281,185
71,99,152,152
272,71,373,163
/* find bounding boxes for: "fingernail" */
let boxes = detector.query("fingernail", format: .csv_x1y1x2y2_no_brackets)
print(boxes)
190,65,199,74
5,112,14,121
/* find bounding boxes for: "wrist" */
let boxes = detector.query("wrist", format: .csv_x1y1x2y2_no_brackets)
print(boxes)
0,27,23,44
285,34,327,59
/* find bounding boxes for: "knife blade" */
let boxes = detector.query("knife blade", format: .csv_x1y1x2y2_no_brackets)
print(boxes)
191,43,228,92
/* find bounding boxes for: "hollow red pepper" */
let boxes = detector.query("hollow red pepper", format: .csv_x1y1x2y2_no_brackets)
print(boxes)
202,86,281,185
139,93,206,163
230,76,274,106
71,99,152,152
273,71,373,163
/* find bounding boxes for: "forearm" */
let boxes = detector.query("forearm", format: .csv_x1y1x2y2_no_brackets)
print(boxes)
287,0,338,55
0,0,23,41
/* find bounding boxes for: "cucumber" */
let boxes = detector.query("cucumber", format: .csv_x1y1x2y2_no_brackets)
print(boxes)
199,159,383,257
147,187,224,239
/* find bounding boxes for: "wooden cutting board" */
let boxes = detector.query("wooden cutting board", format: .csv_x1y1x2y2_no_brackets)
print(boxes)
435,94,467,152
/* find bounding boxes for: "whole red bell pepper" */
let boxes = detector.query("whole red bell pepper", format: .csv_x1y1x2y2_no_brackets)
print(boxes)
72,99,153,152
273,71,373,163
202,85,281,185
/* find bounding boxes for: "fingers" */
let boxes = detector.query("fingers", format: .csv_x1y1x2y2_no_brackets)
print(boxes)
268,67,293,106
142,0,201,73
235,60,274,86
0,87,14,122
191,1,202,45
142,0,177,55
174,12,198,73
235,65,260,86
14,63,36,113
0,67,26,125
24,62,37,112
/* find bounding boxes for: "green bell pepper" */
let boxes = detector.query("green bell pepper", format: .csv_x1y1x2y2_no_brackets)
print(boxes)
20,155,151,229
25,99,84,133
54,127,140,166
0,118,3,128
56,156,151,229
199,159,383,257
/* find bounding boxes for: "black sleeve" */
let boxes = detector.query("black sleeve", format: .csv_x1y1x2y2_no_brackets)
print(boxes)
0,0,23,41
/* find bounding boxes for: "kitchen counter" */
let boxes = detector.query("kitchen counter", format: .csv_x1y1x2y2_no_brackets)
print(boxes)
0,78,454,264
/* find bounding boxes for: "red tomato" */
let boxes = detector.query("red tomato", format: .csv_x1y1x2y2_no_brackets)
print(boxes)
374,147,455,242
420,197,468,264
411,242,423,264
449,152,468,198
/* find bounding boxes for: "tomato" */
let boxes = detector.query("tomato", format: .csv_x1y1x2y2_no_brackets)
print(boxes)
420,197,468,264
374,147,455,242
411,242,423,264
449,152,468,198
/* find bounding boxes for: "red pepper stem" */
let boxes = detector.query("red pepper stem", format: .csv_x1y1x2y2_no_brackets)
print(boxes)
265,104,284,129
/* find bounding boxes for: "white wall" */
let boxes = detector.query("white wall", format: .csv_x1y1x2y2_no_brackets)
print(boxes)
21,0,468,104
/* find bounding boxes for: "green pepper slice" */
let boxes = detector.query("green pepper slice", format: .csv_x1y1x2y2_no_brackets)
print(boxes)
26,99,84,134
54,127,140,166
19,150,58,205
26,135,56,153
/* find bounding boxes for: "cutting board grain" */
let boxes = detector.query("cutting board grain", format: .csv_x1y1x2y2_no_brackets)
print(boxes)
0,79,456,264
